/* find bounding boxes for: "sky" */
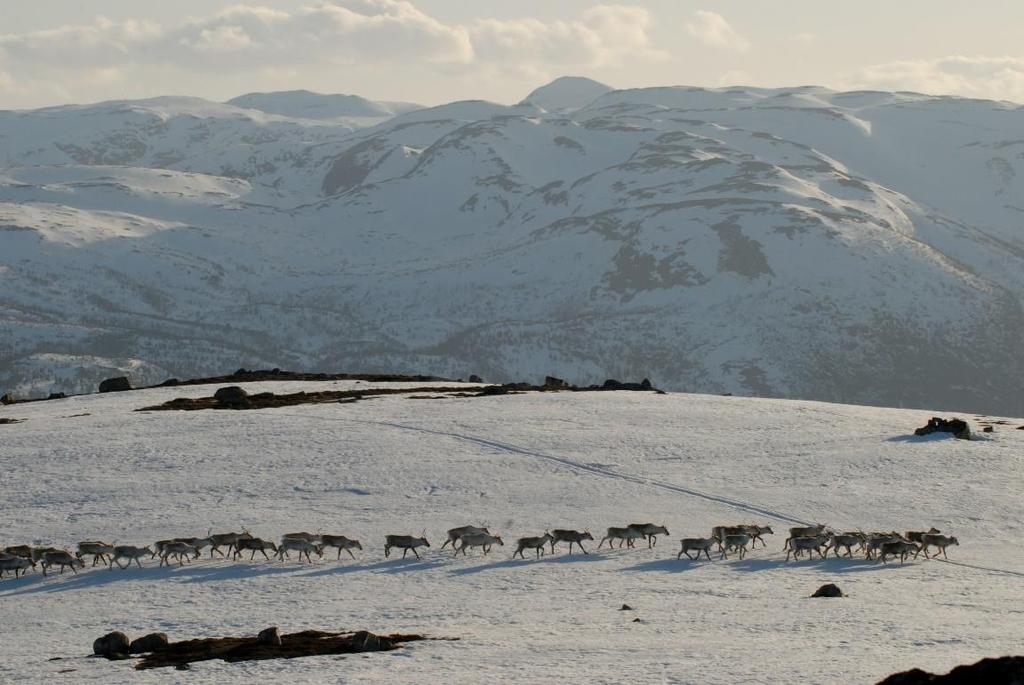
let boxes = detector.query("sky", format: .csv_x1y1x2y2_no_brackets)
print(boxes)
2,0,1024,109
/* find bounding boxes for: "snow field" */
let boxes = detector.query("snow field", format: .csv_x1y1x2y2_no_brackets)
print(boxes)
1,382,1022,683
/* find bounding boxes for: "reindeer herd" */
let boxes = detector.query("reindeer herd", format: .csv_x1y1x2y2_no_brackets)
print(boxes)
0,521,960,581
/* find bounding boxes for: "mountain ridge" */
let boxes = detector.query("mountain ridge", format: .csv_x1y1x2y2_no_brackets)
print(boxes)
1,80,1022,413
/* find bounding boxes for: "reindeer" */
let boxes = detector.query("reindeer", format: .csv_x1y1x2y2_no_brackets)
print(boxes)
742,524,774,548
599,527,645,549
783,525,827,550
111,545,153,569
549,529,593,555
320,535,363,560
76,541,115,567
905,528,940,544
234,538,279,561
785,534,829,561
277,538,322,563
880,540,920,564
711,526,748,551
627,523,670,548
282,532,322,544
720,533,751,560
159,542,198,567
454,532,503,556
0,554,33,579
385,534,431,559
513,534,553,559
917,534,958,559
41,550,84,575
441,525,490,550
677,537,717,561
825,533,863,558
207,531,252,558
3,545,39,569
864,533,903,560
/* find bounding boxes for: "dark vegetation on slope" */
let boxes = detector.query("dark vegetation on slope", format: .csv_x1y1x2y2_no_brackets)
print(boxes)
137,375,661,412
93,628,455,670
877,655,1024,684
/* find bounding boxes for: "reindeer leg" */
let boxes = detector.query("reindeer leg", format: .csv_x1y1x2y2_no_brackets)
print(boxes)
347,548,356,560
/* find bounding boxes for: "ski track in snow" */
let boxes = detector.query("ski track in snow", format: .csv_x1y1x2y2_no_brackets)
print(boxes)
365,419,813,527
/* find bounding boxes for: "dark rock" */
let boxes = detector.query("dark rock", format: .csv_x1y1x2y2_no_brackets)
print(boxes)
468,375,483,383
159,378,180,387
544,376,570,389
98,377,132,393
271,368,281,375
1,392,16,405
257,627,281,646
233,368,250,376
175,663,192,671
913,417,971,440
214,386,251,408
983,425,994,433
631,618,641,623
353,630,389,652
48,392,66,400
130,633,169,654
479,385,511,396
640,378,652,390
602,379,623,389
619,604,633,611
811,583,843,598
877,655,1024,684
93,631,131,659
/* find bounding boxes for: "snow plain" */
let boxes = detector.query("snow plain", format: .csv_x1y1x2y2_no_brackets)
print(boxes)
1,382,1022,683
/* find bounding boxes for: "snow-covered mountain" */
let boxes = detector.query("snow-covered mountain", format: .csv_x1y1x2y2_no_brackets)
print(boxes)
1,80,1023,413
227,90,422,121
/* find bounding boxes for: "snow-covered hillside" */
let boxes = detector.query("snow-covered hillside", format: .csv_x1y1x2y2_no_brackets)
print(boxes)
0,385,1021,683
1,81,1023,413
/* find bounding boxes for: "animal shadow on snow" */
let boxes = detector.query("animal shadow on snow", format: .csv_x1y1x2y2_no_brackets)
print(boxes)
0,561,303,596
301,555,449,578
447,552,606,576
725,556,902,573
621,555,901,574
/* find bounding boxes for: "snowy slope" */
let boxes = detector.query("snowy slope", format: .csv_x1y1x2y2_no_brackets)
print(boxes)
2,81,1024,413
227,90,422,121
0,385,1021,683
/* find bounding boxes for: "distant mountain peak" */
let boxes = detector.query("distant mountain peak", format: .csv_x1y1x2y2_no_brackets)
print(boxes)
519,76,613,112
226,90,422,121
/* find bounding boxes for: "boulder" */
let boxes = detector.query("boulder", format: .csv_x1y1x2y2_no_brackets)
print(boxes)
257,627,281,646
544,376,570,389
353,630,389,652
1,392,16,405
983,425,994,433
214,386,251,408
877,655,1024,684
619,604,633,611
129,632,169,654
98,377,132,393
468,374,483,383
811,583,843,598
913,417,970,440
48,392,66,400
93,631,131,660
159,378,180,387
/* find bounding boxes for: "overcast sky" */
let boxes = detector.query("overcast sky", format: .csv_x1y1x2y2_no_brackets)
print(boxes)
2,0,1023,109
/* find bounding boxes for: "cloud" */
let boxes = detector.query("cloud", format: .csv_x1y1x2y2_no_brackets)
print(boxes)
469,4,663,69
843,55,1024,103
684,11,749,52
0,2,667,106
